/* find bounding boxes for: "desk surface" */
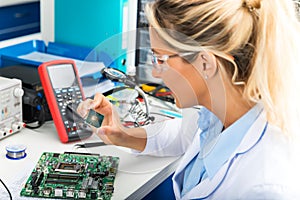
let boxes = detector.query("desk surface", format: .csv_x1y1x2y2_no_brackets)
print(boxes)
0,122,180,200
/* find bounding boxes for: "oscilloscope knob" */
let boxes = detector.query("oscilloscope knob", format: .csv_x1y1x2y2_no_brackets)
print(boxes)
13,88,24,98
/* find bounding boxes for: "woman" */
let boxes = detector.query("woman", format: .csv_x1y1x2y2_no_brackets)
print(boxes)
78,0,300,199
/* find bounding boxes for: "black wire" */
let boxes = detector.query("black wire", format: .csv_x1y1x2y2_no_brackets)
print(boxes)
25,103,46,129
0,178,12,200
24,96,47,129
25,121,43,129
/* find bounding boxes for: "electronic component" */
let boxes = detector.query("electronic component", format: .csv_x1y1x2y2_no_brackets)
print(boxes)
66,104,104,129
20,152,119,200
0,76,25,140
101,68,154,127
38,60,93,143
0,65,53,128
85,109,104,128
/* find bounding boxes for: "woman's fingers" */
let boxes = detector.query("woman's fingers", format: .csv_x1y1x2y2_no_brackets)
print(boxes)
93,93,112,115
77,93,112,117
77,98,94,117
95,127,113,145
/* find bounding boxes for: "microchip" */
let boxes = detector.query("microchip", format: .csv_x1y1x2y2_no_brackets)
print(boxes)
85,109,104,128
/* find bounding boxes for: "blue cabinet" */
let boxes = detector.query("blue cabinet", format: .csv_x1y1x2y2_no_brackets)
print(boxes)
0,2,40,41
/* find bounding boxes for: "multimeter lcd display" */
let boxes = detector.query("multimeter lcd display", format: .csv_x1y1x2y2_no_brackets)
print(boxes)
47,64,77,89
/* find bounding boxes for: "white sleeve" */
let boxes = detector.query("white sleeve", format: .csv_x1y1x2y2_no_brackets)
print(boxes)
240,184,300,200
136,107,199,156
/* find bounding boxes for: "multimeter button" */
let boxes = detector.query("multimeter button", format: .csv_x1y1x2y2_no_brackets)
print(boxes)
73,127,77,131
57,98,63,102
56,94,62,98
67,128,71,132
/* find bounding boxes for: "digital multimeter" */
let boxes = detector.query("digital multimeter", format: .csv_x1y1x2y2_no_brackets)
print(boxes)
38,60,92,143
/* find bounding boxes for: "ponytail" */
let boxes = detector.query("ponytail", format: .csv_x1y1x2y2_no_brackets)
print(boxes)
246,0,300,135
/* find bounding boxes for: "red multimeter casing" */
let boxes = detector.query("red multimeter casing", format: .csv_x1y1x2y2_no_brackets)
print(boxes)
38,60,92,143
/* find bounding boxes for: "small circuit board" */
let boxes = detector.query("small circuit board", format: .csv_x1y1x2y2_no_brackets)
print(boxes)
20,152,119,200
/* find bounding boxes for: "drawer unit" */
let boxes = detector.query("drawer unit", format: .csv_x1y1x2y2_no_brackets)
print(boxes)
0,2,40,41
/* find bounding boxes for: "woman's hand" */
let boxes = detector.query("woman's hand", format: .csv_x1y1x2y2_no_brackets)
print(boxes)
77,93,147,151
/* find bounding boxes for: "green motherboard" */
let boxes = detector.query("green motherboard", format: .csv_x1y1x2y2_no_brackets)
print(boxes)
20,152,119,200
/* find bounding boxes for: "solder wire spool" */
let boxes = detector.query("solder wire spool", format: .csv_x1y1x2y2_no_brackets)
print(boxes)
6,144,27,160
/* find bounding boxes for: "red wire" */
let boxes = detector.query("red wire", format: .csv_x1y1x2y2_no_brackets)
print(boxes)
155,92,173,96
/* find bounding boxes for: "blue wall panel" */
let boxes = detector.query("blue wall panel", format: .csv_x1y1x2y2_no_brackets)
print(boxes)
55,0,127,71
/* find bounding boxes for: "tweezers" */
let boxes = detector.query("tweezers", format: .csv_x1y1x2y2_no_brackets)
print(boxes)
74,142,107,148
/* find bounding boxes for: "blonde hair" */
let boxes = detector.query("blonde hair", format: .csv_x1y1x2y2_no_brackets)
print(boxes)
146,0,300,135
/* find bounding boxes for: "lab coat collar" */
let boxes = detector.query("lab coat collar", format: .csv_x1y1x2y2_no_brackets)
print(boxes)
203,103,263,179
173,128,202,192
173,110,268,199
176,128,202,175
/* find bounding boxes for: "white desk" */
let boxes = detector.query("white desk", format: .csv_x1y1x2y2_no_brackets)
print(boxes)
0,122,180,200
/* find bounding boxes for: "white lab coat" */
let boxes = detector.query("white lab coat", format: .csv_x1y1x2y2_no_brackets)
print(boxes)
141,109,300,199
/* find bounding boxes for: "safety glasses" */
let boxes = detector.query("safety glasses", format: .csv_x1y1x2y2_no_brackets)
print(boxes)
150,50,197,73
